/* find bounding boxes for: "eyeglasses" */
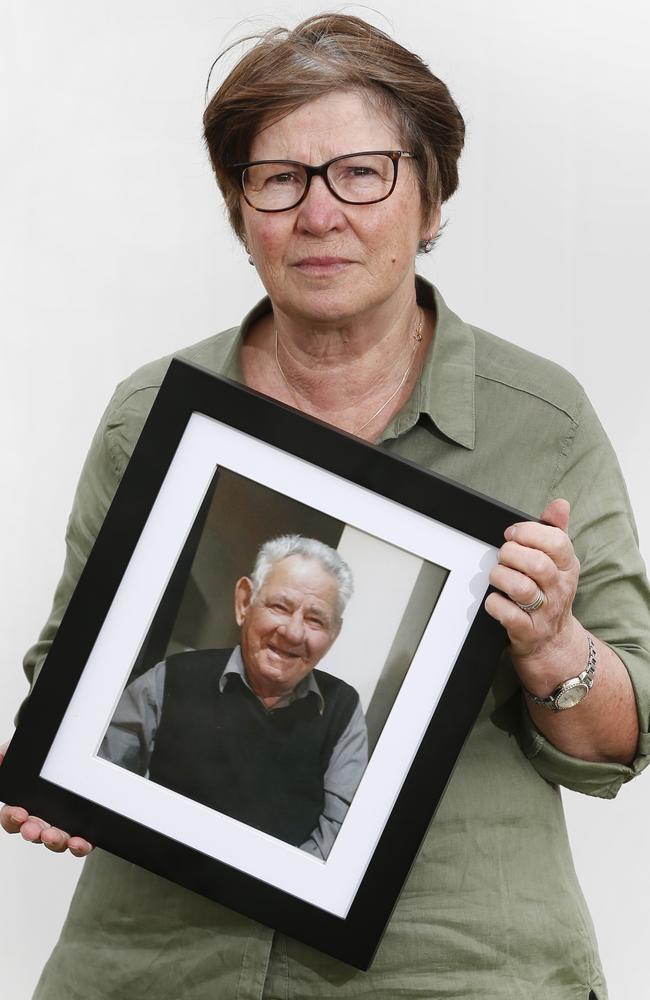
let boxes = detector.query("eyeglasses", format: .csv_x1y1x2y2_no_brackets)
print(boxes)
229,150,418,212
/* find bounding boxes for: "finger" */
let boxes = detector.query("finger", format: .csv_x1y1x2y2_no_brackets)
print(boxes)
68,837,94,857
20,816,51,843
485,591,537,637
503,524,576,570
0,804,29,834
490,564,545,609
540,497,571,532
41,826,72,853
497,541,558,587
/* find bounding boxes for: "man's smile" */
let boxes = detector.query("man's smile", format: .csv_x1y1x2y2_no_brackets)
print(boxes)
266,643,302,661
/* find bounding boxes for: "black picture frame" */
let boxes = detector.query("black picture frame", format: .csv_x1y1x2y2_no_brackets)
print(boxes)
0,359,531,970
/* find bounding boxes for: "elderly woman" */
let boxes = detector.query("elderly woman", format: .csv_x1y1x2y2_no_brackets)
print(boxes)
2,13,649,1000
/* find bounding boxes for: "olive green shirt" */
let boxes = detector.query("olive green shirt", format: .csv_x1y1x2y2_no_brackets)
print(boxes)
25,279,650,1000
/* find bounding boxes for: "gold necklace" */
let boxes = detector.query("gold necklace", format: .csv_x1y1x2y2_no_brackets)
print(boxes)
274,310,424,435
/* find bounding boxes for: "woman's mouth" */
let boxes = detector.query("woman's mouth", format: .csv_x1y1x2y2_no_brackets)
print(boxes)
293,257,353,275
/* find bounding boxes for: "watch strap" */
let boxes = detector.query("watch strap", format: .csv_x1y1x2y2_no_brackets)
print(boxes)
524,634,597,711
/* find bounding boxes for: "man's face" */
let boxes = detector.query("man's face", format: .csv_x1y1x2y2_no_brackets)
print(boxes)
235,555,342,701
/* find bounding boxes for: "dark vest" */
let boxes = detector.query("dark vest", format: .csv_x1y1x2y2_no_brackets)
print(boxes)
148,649,359,846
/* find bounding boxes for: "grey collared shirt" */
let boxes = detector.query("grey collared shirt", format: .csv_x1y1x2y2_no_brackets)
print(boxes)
99,646,368,860
220,645,326,712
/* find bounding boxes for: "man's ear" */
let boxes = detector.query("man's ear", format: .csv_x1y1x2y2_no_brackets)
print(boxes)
234,576,254,626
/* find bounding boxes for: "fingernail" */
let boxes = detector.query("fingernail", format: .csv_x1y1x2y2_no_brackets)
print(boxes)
505,526,516,541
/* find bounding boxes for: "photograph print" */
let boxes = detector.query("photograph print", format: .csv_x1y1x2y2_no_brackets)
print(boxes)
97,465,449,862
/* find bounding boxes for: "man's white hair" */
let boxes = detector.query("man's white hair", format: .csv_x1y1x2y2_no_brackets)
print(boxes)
250,535,353,619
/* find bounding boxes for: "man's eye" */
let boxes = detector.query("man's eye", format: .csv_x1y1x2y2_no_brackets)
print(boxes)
274,603,298,617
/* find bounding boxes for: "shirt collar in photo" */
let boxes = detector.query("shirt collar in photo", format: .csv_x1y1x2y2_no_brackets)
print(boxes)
219,645,325,715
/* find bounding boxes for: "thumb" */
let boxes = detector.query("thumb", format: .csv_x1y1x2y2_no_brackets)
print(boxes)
540,497,571,533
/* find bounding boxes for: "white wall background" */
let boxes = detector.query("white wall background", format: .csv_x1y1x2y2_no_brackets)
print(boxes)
328,525,425,711
1,2,648,997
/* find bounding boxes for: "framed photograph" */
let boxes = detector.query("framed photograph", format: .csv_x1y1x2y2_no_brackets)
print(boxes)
0,360,529,969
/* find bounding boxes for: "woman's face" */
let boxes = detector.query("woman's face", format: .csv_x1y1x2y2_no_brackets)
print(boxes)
241,90,435,327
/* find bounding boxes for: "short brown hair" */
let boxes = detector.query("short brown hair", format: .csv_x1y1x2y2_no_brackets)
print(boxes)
203,13,465,244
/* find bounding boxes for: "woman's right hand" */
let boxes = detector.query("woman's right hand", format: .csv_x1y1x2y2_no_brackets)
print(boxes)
0,740,94,856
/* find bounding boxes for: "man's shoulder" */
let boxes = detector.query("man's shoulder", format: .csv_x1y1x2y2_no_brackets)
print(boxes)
163,648,233,679
313,669,360,705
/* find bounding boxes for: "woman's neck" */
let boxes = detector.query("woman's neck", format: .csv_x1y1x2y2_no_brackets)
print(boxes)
241,291,434,440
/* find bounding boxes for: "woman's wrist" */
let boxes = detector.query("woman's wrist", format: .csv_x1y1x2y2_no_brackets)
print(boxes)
511,617,588,699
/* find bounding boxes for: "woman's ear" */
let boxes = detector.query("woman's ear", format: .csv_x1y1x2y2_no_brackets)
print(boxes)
421,203,442,245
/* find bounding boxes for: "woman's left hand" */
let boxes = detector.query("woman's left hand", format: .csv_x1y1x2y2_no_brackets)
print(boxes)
485,498,639,764
485,498,581,667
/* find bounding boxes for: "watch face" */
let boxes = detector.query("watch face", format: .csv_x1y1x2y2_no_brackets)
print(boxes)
556,682,589,710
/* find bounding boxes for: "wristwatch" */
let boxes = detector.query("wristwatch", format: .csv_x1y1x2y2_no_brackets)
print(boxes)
524,634,597,711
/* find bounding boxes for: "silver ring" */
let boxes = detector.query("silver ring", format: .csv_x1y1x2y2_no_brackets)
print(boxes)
515,589,545,613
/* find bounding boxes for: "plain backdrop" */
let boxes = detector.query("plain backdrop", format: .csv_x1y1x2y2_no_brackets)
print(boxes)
1,2,648,997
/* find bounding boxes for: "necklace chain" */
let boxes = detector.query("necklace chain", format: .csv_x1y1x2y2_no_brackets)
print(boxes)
274,310,424,435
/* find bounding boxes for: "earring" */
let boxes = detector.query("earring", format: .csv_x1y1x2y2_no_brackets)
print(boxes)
248,255,255,266
422,236,435,254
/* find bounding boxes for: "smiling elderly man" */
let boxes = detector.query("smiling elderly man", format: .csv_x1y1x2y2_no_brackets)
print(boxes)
99,535,367,860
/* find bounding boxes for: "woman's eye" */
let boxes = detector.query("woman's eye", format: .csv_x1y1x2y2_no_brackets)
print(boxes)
338,165,378,180
266,172,299,187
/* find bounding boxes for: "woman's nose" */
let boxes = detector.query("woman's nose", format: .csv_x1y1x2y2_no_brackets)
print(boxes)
296,176,346,235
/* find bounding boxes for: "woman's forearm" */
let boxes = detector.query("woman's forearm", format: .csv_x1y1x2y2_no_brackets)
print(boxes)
514,620,639,764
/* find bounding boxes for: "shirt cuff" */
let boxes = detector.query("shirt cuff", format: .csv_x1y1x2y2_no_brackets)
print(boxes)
519,695,650,799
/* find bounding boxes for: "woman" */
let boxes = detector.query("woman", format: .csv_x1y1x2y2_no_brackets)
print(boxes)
2,13,648,999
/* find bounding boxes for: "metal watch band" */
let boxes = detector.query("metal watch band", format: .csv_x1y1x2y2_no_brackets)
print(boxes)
524,634,597,711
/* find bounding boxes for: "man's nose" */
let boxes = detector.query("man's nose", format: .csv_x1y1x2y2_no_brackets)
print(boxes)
278,612,306,644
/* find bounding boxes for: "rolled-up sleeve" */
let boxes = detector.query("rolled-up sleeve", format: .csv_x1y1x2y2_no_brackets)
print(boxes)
519,389,650,796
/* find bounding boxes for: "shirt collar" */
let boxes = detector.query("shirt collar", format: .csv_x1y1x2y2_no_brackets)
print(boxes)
378,277,476,449
222,275,476,451
219,645,325,714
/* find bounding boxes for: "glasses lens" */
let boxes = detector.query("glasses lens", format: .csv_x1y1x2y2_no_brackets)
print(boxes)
242,162,308,210
327,153,395,203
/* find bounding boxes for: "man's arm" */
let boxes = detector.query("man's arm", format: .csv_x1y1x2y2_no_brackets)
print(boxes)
98,662,166,775
299,697,368,861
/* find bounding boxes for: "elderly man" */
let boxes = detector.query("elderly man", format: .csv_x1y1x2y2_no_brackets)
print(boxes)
99,535,367,860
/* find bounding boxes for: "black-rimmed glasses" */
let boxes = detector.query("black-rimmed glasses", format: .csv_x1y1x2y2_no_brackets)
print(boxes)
229,150,418,212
